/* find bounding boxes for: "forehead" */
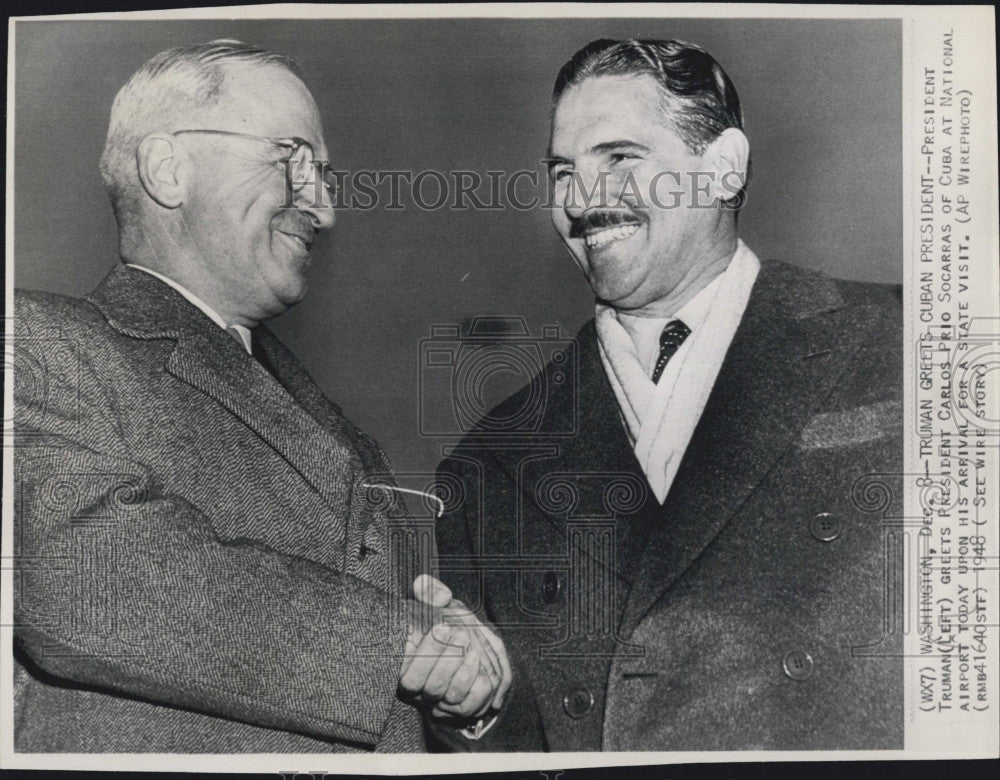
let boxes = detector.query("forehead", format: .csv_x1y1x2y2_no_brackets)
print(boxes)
550,74,682,153
210,63,325,148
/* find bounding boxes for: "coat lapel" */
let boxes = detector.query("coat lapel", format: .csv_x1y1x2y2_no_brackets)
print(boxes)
87,265,362,516
480,319,651,584
618,260,875,635
539,321,647,498
253,326,390,470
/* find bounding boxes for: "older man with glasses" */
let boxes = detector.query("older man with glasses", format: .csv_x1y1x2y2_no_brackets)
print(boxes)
13,39,510,753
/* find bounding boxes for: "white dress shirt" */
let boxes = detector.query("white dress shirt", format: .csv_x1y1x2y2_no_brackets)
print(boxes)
126,264,252,354
596,239,761,503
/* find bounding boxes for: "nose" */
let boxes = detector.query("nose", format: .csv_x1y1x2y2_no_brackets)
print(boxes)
561,187,587,222
559,164,611,221
297,187,336,231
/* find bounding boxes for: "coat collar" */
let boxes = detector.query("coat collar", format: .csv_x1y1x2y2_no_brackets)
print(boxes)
86,264,371,516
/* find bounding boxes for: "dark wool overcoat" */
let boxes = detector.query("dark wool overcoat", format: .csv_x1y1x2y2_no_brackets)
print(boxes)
432,260,904,752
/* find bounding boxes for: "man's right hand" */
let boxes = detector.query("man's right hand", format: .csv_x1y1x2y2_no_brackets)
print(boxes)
398,574,511,721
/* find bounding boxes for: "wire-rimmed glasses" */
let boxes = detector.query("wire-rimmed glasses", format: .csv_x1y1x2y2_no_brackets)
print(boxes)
171,129,338,202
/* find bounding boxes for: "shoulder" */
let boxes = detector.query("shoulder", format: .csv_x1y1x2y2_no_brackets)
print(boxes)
780,263,904,401
830,276,902,312
467,319,595,437
828,275,903,354
14,288,112,358
441,320,596,472
761,259,901,339
15,288,105,330
761,259,901,308
14,286,121,371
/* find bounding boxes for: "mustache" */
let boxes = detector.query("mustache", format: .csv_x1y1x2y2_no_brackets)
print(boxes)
568,209,644,239
271,212,317,246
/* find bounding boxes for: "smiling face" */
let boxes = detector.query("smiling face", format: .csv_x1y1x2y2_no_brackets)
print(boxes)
177,63,334,324
548,74,730,315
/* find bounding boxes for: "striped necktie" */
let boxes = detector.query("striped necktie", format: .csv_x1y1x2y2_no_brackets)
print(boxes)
650,319,691,384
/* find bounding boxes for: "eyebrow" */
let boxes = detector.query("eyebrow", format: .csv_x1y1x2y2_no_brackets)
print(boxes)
591,140,651,155
544,140,652,168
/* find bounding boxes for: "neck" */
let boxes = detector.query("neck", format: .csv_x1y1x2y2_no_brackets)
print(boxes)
613,230,738,319
122,238,261,329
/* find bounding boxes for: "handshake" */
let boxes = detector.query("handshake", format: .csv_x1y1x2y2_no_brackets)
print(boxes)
398,574,512,725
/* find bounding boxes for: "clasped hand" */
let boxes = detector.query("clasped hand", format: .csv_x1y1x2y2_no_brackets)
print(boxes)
399,574,512,722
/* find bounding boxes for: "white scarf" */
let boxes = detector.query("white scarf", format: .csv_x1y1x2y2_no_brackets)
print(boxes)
596,240,761,503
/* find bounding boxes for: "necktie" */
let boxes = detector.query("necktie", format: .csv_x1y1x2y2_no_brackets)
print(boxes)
227,326,280,381
250,330,281,380
650,319,691,384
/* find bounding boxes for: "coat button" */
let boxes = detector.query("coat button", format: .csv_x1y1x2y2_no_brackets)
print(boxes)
782,650,814,681
542,571,562,604
809,512,842,542
563,686,594,718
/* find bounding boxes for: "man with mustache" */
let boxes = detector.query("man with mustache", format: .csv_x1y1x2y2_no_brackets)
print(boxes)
432,38,903,750
13,40,509,752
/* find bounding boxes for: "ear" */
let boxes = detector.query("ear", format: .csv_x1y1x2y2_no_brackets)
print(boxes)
136,133,189,209
702,128,749,202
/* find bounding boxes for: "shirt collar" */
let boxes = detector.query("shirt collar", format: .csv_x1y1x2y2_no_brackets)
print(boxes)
613,264,726,376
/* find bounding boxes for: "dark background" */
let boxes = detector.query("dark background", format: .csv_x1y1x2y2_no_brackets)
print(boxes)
13,18,902,475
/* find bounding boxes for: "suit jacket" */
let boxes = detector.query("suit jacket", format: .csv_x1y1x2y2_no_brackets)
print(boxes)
433,260,904,751
13,264,424,752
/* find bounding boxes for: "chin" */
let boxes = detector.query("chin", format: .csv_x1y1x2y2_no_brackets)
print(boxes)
587,270,639,304
256,275,305,318
277,282,307,310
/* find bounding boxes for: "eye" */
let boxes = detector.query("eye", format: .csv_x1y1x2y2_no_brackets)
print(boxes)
608,152,636,165
550,166,574,183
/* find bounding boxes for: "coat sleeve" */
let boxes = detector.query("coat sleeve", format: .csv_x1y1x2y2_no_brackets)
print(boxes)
424,454,547,752
13,317,410,748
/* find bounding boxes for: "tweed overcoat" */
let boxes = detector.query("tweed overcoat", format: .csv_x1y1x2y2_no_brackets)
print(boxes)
432,260,904,752
13,265,424,752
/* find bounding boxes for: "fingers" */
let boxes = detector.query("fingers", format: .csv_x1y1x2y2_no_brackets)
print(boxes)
434,667,497,719
475,620,512,708
403,615,493,705
469,672,499,718
412,574,453,608
399,619,465,697
399,620,423,677
440,647,480,704
429,606,508,718
399,598,441,677
400,591,512,721
421,634,475,701
441,601,502,681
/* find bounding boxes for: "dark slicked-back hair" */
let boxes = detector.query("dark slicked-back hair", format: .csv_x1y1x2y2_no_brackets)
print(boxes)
554,38,747,155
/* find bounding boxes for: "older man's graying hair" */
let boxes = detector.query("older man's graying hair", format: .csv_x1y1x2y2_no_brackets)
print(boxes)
99,39,302,227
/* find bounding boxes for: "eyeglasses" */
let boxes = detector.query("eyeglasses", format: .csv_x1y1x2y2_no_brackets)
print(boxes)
171,129,337,201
